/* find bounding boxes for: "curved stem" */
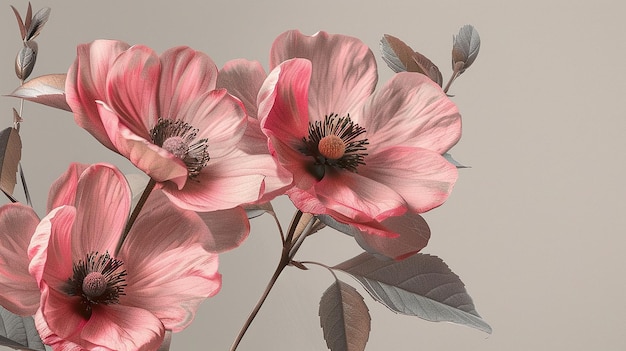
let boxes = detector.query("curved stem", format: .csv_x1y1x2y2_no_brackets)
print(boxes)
229,247,290,351
114,178,156,255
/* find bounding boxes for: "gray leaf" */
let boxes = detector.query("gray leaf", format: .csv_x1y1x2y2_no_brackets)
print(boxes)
0,127,22,196
452,25,481,74
319,280,371,351
380,34,443,86
334,252,492,334
0,307,45,351
8,74,71,112
25,7,51,42
15,42,37,81
443,153,470,168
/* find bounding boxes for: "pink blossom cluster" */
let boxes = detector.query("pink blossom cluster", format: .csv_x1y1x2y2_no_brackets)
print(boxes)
0,30,461,350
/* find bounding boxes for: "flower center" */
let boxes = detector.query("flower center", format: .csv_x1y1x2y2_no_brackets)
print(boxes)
300,113,369,180
62,251,127,320
150,118,210,178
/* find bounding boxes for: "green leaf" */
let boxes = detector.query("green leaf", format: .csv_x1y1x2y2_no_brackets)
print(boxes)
319,280,371,351
0,306,45,351
0,127,22,196
334,252,492,334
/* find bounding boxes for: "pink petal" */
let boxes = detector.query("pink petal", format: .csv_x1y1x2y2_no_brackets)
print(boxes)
266,135,317,191
312,169,408,222
217,59,267,118
361,147,458,213
28,206,75,290
358,72,461,154
39,284,88,342
47,163,90,212
161,155,266,212
72,164,130,255
81,304,164,351
66,40,131,151
197,206,250,253
0,204,40,315
105,45,161,139
119,199,221,331
270,30,377,118
98,102,189,189
181,89,247,159
158,46,218,121
35,309,85,351
258,58,312,148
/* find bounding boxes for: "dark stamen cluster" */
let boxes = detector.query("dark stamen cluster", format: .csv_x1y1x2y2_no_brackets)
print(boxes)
150,118,210,178
62,251,127,319
301,114,368,177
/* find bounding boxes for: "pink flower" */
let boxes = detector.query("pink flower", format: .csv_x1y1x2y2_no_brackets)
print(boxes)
15,163,221,350
66,40,271,212
257,31,461,254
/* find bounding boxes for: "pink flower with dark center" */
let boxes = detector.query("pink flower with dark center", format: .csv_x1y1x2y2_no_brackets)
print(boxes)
257,30,461,254
66,40,272,212
24,163,221,350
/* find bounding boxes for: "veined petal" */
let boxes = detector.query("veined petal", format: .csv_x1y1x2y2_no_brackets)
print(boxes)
120,202,220,332
270,30,377,118
310,169,407,221
29,206,75,290
47,163,90,212
0,204,40,315
161,155,266,212
105,44,160,139
359,72,461,154
197,206,250,253
39,284,86,341
158,46,218,121
98,102,189,188
217,59,267,118
258,58,312,148
181,89,247,159
81,304,164,351
361,146,458,213
66,40,131,151
72,164,130,255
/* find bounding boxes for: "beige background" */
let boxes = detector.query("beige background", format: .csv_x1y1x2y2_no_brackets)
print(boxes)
1,0,625,350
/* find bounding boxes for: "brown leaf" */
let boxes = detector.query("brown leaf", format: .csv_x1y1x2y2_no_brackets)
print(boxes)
0,128,22,196
380,34,443,86
10,5,26,41
25,6,51,42
15,41,38,81
8,74,71,112
319,280,371,351
24,2,33,35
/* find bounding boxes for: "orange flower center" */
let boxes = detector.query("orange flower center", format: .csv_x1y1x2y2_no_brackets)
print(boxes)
318,135,346,159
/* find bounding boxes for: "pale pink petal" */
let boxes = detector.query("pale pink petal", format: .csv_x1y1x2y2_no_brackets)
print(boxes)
39,285,87,341
267,135,316,191
72,164,130,255
0,204,40,315
258,58,312,148
358,72,461,154
361,147,458,213
298,170,407,221
270,30,377,118
158,46,218,121
105,45,160,139
66,40,131,150
98,102,188,188
122,244,220,332
28,206,75,290
47,163,89,212
81,304,164,351
35,309,85,351
120,204,220,332
197,206,250,253
180,89,247,159
217,59,267,118
161,155,266,211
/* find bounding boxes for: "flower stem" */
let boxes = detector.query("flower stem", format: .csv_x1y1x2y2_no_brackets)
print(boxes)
229,209,310,351
229,247,290,351
114,178,156,255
